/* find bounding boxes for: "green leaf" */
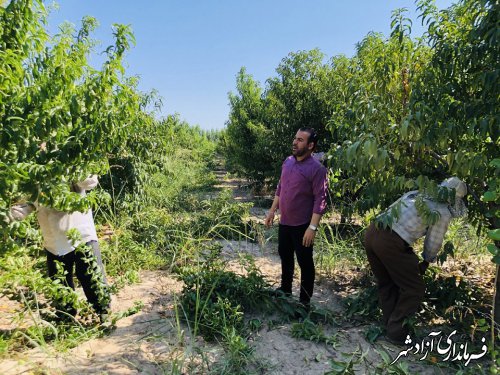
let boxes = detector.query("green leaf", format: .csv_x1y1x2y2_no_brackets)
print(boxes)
490,159,500,169
493,255,500,265
378,349,391,364
483,191,497,202
488,229,500,241
487,244,499,256
329,360,348,371
394,149,400,160
401,119,409,139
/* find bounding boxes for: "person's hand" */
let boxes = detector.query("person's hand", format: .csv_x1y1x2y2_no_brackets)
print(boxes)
9,204,33,221
302,228,316,247
264,211,275,228
10,207,25,221
418,260,430,275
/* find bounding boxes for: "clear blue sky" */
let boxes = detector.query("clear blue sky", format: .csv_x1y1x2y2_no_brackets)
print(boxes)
47,0,456,131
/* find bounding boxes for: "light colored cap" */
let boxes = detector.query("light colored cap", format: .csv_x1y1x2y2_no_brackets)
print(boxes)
440,177,467,198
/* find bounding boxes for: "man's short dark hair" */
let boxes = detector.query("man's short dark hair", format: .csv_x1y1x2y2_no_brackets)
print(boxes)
299,127,318,149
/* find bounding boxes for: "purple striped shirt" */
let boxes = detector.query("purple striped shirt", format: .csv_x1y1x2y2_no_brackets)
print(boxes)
276,155,328,226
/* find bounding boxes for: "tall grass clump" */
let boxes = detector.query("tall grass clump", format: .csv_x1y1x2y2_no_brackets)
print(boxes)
175,243,275,374
176,243,273,339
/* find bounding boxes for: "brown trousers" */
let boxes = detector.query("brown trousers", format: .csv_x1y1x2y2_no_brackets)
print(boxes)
364,223,425,341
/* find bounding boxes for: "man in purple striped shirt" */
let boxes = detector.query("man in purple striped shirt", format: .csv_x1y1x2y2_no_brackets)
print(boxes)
265,128,328,310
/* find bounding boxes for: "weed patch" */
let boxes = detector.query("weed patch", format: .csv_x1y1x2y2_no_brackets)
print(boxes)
176,243,273,340
343,285,380,320
175,243,278,373
291,319,338,347
195,189,253,239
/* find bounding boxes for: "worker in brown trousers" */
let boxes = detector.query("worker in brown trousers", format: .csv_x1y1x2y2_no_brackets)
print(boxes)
364,177,467,345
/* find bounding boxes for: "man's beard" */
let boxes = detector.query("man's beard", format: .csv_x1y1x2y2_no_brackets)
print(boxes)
292,146,307,157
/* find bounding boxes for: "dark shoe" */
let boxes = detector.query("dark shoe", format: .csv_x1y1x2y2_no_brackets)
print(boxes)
299,300,311,312
293,301,311,319
54,306,77,323
96,304,111,323
99,312,110,324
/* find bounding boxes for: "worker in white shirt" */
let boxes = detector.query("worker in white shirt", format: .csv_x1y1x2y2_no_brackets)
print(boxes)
10,176,110,321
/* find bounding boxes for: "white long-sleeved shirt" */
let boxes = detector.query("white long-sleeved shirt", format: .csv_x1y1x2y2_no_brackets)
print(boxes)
388,191,452,263
11,176,99,256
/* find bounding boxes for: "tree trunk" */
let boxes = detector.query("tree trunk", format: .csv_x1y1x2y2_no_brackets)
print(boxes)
494,239,500,350
495,264,500,327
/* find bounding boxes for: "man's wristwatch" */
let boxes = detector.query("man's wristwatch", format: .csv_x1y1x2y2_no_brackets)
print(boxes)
308,224,317,231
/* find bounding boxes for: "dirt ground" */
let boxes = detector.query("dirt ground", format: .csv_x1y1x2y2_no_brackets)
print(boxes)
0,243,449,375
0,171,480,374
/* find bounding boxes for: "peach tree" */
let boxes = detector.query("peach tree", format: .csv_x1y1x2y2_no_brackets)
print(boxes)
328,0,499,333
0,0,146,249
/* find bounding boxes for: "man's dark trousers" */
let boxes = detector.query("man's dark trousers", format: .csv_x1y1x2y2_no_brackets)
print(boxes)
46,240,109,315
364,223,425,342
278,223,315,305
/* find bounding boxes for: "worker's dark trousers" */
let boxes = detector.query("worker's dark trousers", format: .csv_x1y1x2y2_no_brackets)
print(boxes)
278,223,315,305
46,240,109,316
364,223,425,342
